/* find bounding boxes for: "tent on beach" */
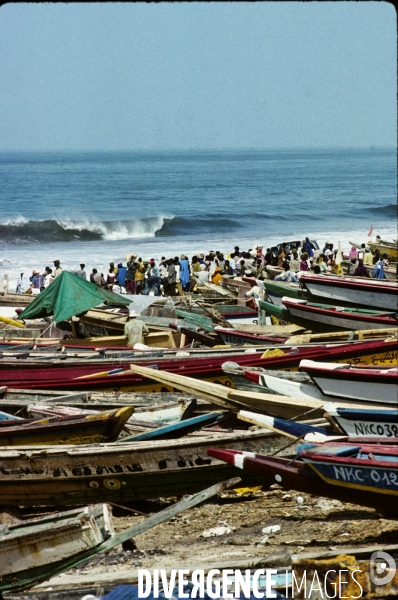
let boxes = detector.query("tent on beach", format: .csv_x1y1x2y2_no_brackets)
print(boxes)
17,271,132,323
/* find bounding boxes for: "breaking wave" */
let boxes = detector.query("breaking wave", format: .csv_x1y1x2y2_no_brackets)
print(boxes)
0,216,168,244
155,216,242,237
0,215,243,244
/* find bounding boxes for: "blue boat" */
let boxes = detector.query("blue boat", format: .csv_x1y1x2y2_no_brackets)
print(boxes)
298,442,398,496
117,411,227,442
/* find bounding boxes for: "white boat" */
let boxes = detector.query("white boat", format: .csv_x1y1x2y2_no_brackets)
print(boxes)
323,402,398,438
300,274,398,311
256,372,346,404
300,359,398,405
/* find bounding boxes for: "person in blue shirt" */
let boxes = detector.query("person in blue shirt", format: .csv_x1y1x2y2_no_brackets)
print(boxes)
304,237,314,258
115,263,127,288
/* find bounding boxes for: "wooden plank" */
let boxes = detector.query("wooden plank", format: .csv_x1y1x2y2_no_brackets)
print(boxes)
129,364,382,420
128,364,322,418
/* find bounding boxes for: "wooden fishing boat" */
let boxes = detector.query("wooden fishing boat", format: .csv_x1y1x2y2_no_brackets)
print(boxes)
281,297,397,332
76,307,128,336
0,406,134,446
243,370,350,404
300,359,398,404
0,339,398,384
0,292,35,307
180,302,259,321
259,297,398,333
0,321,71,341
0,429,285,508
0,503,114,578
323,403,398,438
368,241,398,259
221,277,251,295
26,397,196,427
300,274,398,311
256,279,312,307
298,441,398,497
0,337,395,393
206,448,397,513
0,478,236,595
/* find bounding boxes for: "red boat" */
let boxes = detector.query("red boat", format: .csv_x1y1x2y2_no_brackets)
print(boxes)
0,338,396,392
207,448,397,514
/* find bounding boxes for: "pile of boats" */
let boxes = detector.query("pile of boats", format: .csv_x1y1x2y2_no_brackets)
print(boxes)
0,266,397,596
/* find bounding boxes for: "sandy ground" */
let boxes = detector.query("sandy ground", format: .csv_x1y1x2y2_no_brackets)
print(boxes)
4,485,397,600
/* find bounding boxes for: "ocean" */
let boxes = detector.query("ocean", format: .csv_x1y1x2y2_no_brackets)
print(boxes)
0,148,396,290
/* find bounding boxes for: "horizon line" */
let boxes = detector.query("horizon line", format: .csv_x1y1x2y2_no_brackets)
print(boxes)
0,145,396,153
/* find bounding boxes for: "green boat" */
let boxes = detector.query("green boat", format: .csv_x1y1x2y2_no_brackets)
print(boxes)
260,279,312,308
259,298,398,334
260,279,364,309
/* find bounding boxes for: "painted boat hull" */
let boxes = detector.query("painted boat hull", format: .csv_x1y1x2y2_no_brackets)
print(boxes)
300,360,398,404
0,406,134,446
324,404,398,438
247,371,356,405
257,279,362,309
368,242,398,259
206,449,397,513
301,275,398,311
282,298,397,332
0,429,286,508
0,339,396,391
0,293,35,307
298,442,398,496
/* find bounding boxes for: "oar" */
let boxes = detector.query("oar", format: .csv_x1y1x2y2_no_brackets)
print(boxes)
74,367,126,380
0,315,25,328
117,411,225,442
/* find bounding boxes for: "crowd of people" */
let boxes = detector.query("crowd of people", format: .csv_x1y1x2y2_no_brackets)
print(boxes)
3,237,392,299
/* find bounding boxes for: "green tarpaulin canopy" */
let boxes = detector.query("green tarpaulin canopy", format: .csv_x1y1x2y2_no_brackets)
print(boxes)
18,271,132,323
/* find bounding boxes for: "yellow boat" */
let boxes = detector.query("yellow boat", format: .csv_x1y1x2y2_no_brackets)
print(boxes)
368,241,398,260
0,406,134,446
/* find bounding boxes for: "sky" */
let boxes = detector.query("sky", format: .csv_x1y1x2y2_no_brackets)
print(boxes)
0,2,396,151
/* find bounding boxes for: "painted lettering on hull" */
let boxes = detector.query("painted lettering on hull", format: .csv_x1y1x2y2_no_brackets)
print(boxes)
332,465,398,489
